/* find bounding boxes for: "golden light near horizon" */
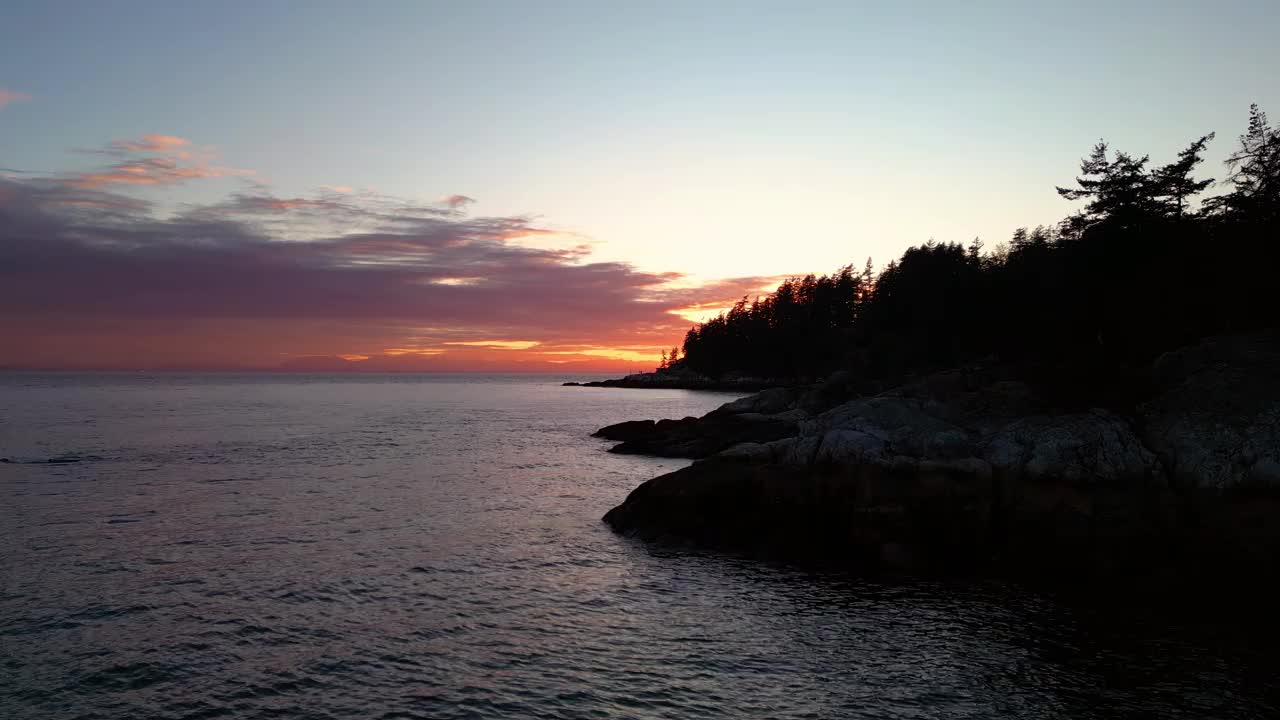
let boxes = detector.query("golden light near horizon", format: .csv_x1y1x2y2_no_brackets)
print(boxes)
444,340,541,350
542,347,660,363
671,303,736,324
382,347,448,357
430,277,484,286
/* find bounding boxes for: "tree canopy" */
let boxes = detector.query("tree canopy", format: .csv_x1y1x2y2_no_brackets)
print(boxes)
673,104,1279,398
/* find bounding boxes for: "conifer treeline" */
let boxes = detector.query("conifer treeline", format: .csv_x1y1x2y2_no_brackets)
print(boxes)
678,105,1280,387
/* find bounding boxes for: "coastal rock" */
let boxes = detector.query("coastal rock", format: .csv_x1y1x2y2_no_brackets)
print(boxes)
603,457,995,571
981,411,1160,484
711,387,796,415
601,414,800,459
718,442,774,461
718,391,1158,484
565,367,780,392
814,429,887,463
599,333,1280,580
1139,332,1280,489
803,396,968,452
593,419,659,442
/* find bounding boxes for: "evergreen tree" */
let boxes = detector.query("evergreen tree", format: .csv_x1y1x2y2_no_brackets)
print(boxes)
1057,141,1157,227
1152,133,1214,218
1211,104,1280,221
676,105,1275,389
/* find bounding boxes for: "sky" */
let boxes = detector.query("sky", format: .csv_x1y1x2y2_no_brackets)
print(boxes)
1,1,1277,371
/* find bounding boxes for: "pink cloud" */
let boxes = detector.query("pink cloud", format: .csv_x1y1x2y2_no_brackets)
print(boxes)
63,134,250,189
0,171,799,371
0,89,31,109
112,134,191,153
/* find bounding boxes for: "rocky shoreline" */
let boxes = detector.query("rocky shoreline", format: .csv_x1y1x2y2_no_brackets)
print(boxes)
595,332,1280,583
564,366,783,392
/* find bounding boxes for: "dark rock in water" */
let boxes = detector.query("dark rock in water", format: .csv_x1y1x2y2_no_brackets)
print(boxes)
603,457,996,572
708,386,796,415
593,419,658,442
565,367,782,392
603,452,1280,582
600,332,1280,584
597,414,801,459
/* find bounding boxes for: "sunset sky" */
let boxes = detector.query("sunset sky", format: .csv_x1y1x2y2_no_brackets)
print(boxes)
2,1,1277,372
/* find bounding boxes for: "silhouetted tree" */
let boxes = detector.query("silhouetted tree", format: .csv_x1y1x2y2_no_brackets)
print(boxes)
1152,133,1214,218
1057,142,1157,229
673,104,1276,405
1206,104,1280,222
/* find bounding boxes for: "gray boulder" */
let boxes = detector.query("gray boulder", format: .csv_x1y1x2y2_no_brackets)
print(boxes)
712,387,796,415
982,410,1160,484
719,378,1160,486
1140,332,1280,489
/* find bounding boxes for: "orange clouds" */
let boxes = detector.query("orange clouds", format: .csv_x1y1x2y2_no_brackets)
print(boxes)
112,134,191,154
444,340,541,350
64,134,251,189
0,136,800,373
67,158,228,189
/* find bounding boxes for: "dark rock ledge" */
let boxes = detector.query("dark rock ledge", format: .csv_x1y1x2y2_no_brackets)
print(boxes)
564,366,783,392
596,332,1280,583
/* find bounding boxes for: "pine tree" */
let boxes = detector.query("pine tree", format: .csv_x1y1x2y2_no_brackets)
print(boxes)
967,237,984,261
1057,141,1157,226
1152,133,1214,218
1010,227,1030,250
1213,104,1280,221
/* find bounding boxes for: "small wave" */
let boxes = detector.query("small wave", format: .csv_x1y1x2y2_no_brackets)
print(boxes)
1,453,104,465
1,604,153,637
104,510,158,525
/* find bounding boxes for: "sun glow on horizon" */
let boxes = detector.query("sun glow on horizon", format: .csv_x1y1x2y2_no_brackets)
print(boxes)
443,340,540,350
543,346,659,363
382,347,448,356
430,277,484,286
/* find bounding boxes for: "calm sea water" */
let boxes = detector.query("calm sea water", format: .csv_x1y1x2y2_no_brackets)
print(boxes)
1,373,1276,719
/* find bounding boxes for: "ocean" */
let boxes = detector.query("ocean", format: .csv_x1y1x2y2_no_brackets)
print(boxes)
1,373,1276,719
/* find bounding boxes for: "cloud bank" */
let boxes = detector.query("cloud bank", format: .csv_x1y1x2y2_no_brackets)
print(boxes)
0,135,785,371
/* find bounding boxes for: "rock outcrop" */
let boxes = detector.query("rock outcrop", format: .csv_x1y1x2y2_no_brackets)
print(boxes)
1138,333,1280,489
600,332,1280,582
565,366,780,392
594,413,800,459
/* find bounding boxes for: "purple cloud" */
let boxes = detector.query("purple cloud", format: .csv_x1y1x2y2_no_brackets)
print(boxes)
0,167,785,370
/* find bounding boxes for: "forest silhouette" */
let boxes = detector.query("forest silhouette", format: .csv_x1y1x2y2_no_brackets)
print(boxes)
675,104,1279,405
